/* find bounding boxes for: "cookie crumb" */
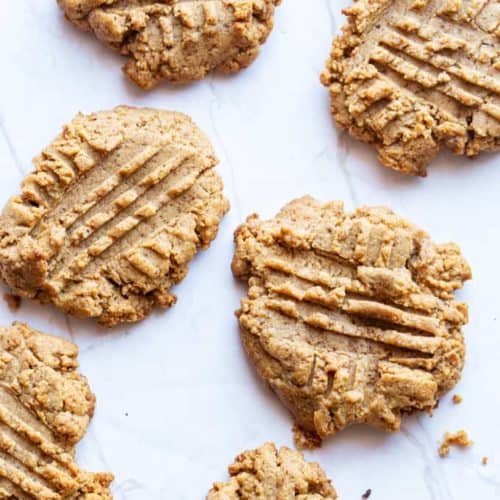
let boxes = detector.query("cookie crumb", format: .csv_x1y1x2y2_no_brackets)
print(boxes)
292,423,322,450
439,430,473,457
482,456,488,466
452,394,463,404
4,293,21,312
362,489,372,498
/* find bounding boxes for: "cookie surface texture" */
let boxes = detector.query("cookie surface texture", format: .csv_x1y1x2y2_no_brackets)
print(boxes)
58,0,281,89
207,442,337,499
0,106,229,327
0,322,113,498
232,196,471,443
321,0,500,176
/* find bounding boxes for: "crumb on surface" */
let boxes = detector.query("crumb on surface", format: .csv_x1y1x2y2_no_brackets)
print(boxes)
482,456,488,466
452,394,463,404
362,488,372,498
439,430,473,457
4,293,21,312
292,423,322,450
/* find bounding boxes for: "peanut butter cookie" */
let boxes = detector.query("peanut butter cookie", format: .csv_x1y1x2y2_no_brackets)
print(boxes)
58,0,281,89
233,196,471,446
321,0,500,176
207,442,337,499
0,106,229,327
0,322,113,498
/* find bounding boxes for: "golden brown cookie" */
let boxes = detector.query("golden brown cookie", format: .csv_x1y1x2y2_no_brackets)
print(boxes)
0,106,229,327
0,322,113,498
57,0,281,89
232,196,471,445
321,0,500,176
207,442,337,499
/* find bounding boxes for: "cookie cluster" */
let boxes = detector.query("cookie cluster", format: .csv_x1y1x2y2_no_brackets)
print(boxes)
0,0,495,496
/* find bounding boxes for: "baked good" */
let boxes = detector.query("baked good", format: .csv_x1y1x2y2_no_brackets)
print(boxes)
0,322,113,498
0,106,229,327
232,196,471,445
321,0,500,176
207,442,337,499
58,0,281,89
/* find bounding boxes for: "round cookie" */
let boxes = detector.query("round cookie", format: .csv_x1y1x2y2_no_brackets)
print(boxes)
58,0,281,89
321,0,500,176
207,442,337,499
0,106,229,326
0,322,113,498
232,196,471,446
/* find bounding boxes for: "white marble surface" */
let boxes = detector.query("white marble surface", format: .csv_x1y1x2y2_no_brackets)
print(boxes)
1,1,499,499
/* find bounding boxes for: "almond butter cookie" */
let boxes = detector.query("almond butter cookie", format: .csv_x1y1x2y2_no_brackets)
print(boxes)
0,106,229,326
232,196,471,446
58,0,281,89
0,322,113,498
321,0,500,176
207,442,337,499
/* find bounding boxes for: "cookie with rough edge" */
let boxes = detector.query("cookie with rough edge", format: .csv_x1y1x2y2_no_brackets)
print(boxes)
57,0,281,90
0,322,113,498
321,0,500,176
207,442,337,499
0,106,229,327
232,196,471,445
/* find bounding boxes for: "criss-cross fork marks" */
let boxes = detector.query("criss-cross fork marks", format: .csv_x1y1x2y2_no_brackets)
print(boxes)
322,0,499,175
0,387,87,499
254,226,462,372
0,324,112,498
23,138,213,295
0,108,228,325
234,198,470,437
350,0,500,128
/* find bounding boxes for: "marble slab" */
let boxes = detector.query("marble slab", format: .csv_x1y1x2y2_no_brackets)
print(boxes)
0,1,499,499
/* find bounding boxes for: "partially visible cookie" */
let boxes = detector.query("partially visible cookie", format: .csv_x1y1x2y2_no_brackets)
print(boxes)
321,0,500,176
233,196,471,445
58,0,281,89
0,106,229,327
207,442,337,499
0,322,113,498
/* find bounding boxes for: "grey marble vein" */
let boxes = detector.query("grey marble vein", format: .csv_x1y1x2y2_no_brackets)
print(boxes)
113,479,147,500
207,76,243,221
337,130,360,207
325,0,337,35
401,424,453,500
65,315,76,342
0,118,25,176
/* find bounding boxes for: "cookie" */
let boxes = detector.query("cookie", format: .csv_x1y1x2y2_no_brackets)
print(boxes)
232,196,471,445
207,442,337,499
58,0,281,89
0,322,113,498
321,0,500,176
0,106,229,327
